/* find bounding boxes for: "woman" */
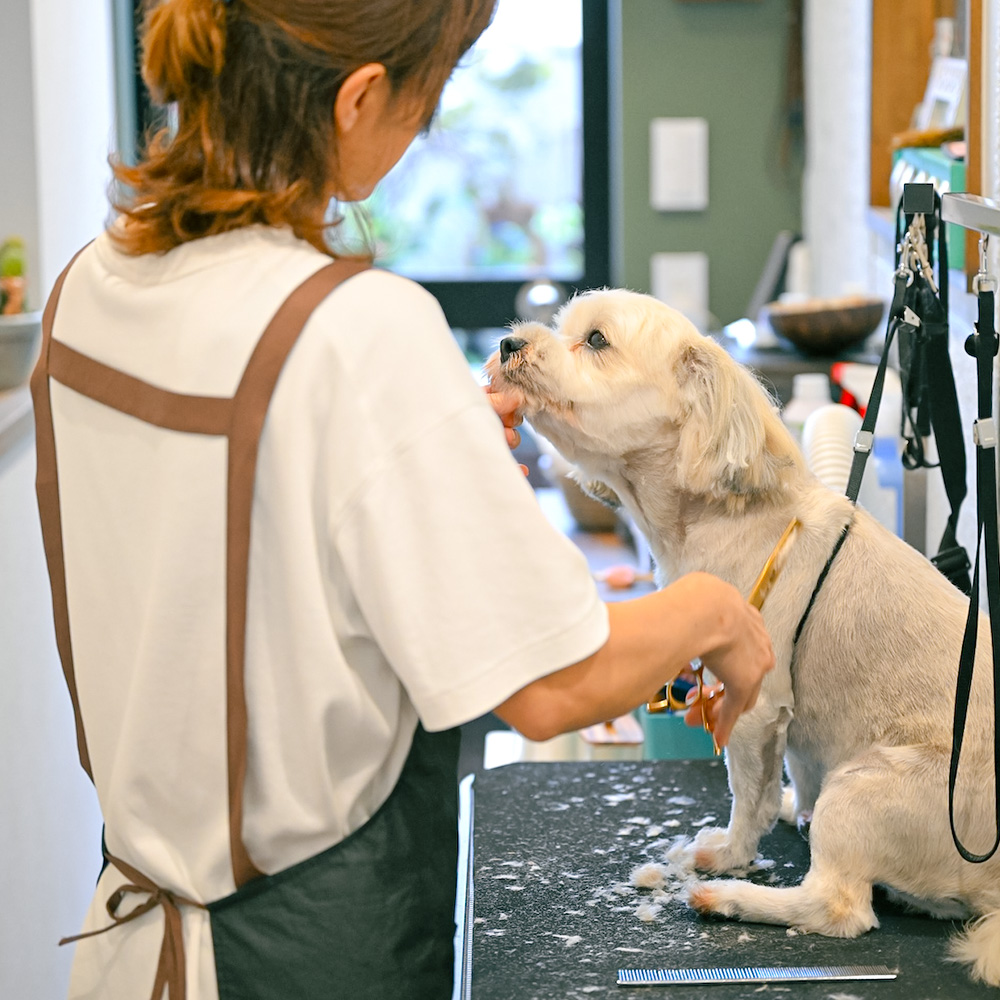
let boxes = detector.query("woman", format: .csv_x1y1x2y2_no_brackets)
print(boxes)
32,1,774,998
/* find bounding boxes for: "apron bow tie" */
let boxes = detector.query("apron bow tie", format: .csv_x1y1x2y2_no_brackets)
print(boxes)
60,854,206,1000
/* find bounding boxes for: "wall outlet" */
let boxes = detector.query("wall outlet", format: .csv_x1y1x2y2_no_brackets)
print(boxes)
650,251,710,330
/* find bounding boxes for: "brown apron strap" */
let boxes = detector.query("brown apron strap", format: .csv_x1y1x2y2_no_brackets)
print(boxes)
48,339,234,435
223,257,369,886
31,244,94,778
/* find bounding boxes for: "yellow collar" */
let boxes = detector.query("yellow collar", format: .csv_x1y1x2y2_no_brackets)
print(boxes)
748,518,801,610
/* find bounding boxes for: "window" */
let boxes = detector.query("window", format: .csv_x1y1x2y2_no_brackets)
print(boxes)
345,0,610,330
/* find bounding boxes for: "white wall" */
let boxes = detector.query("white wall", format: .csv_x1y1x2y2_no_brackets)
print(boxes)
0,437,105,998
29,0,118,294
0,1,116,996
0,0,41,309
802,0,873,300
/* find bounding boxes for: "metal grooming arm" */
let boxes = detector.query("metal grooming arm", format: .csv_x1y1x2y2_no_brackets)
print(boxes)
942,192,1000,238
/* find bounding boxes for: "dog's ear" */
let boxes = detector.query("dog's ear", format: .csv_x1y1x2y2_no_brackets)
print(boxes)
673,340,797,501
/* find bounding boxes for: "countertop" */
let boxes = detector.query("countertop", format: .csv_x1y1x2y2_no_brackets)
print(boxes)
460,759,995,1000
723,341,883,406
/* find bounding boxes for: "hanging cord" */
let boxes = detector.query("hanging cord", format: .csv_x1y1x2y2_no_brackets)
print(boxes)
791,261,915,649
888,190,972,593
793,236,916,648
844,251,913,506
850,188,995,861
948,235,1000,863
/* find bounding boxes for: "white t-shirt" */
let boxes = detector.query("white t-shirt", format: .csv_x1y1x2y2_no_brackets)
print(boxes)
52,225,609,999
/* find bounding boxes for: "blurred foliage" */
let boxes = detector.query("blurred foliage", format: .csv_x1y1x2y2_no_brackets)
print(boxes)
0,237,26,278
334,39,583,281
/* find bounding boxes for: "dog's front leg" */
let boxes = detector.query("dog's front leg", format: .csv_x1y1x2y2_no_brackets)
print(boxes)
679,700,791,873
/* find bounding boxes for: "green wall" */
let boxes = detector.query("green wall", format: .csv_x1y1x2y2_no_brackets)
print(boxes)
614,0,802,326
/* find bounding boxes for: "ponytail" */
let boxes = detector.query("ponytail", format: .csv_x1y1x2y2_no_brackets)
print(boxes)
142,0,226,104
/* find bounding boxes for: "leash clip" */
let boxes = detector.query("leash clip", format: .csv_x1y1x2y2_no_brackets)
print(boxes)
973,233,997,294
973,272,997,294
973,417,997,450
853,429,874,455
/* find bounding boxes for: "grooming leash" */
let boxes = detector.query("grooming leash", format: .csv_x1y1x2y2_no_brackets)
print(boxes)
948,235,1000,863
789,194,923,649
791,518,853,647
790,196,917,649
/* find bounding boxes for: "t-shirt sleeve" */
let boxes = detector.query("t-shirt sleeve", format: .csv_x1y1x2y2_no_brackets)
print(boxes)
331,401,610,732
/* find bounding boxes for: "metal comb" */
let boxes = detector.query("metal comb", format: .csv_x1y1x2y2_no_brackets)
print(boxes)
616,963,897,986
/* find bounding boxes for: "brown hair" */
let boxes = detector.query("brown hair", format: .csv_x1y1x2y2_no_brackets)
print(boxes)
111,0,496,256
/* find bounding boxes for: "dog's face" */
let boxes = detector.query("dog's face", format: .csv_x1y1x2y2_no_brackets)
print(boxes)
486,290,685,466
486,289,800,504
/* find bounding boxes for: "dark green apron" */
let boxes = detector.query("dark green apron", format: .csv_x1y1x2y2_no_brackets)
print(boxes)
209,724,459,1000
33,248,461,1000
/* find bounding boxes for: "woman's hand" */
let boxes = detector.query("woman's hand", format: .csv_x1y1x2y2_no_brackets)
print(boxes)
494,571,774,745
486,388,529,474
679,582,774,748
485,388,523,448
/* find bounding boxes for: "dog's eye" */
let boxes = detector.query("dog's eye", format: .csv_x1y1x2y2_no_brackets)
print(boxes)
586,329,609,350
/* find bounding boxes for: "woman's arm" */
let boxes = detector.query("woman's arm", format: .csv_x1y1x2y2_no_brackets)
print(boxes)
494,571,774,748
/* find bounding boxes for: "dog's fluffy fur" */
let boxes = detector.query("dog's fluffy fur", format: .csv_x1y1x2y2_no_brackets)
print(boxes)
485,289,1000,985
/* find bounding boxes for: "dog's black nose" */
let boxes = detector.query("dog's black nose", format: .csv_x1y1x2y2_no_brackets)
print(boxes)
499,336,527,364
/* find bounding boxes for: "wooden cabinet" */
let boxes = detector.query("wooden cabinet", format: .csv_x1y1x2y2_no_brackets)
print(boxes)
869,0,982,284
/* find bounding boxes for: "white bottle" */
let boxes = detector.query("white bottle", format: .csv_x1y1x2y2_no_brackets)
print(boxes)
829,363,904,536
782,373,833,446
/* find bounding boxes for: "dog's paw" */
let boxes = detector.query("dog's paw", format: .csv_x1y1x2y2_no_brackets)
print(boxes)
686,880,738,919
796,810,812,840
778,787,812,838
668,827,754,874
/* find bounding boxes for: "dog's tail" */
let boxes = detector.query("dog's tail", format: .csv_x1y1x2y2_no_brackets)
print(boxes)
948,909,1000,985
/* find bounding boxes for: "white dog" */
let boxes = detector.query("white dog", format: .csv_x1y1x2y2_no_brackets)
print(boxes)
485,288,1000,986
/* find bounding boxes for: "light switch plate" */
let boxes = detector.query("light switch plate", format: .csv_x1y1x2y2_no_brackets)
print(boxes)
649,117,709,211
650,251,710,330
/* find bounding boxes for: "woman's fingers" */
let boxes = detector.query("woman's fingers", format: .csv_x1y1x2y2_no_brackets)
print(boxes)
682,678,762,749
486,388,524,430
486,388,526,461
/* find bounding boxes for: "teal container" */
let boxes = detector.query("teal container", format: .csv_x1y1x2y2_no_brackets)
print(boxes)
891,146,966,270
636,706,718,760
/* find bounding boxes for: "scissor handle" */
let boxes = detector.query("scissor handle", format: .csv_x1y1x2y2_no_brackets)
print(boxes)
646,661,704,713
646,661,722,755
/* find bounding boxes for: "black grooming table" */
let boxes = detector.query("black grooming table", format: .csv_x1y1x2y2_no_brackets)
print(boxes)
459,759,995,1000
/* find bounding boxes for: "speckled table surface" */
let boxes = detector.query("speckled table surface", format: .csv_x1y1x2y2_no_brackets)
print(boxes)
461,759,995,1000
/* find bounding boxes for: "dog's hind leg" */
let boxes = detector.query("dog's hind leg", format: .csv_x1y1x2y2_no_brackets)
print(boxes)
688,865,879,938
688,758,884,935
680,702,791,873
687,746,952,939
